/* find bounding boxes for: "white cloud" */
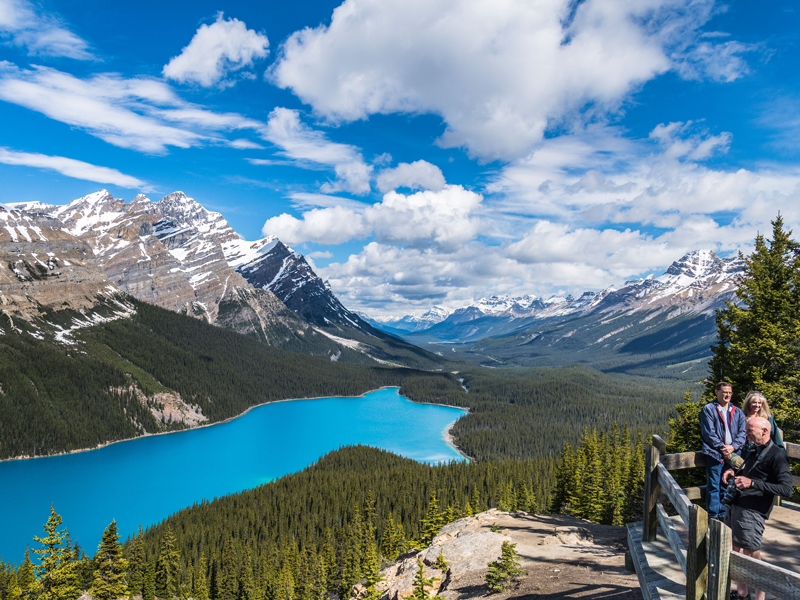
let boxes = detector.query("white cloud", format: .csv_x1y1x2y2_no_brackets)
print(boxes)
505,221,674,273
270,0,746,162
0,64,267,153
163,13,269,88
376,160,445,193
261,107,373,194
311,121,800,315
263,205,365,245
0,147,146,188
262,184,483,251
0,0,92,59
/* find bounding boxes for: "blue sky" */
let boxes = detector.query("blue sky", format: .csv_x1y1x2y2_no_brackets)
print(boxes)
1,0,799,317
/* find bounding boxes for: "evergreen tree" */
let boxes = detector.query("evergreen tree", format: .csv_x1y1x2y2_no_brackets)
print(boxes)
275,563,294,600
194,553,209,600
155,526,179,600
431,551,448,572
127,527,145,597
420,494,444,546
574,429,602,522
470,486,481,514
143,559,156,600
89,520,129,600
238,542,254,600
410,560,439,600
31,509,79,600
484,541,524,593
708,215,800,431
624,435,646,521
218,535,238,600
16,548,35,600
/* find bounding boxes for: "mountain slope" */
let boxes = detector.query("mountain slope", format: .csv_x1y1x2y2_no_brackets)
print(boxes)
0,298,454,460
395,250,741,379
9,190,437,365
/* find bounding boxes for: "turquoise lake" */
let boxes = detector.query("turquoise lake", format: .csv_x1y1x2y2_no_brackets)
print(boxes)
0,388,466,563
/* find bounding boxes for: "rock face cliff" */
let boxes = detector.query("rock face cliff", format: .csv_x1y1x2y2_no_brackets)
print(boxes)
354,509,640,600
0,204,134,336
4,190,380,358
9,191,326,347
223,236,370,330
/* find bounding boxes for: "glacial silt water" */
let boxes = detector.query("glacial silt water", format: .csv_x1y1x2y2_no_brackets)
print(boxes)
0,388,465,562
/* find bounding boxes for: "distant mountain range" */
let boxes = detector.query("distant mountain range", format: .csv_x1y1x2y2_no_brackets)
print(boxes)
2,190,439,368
369,249,742,380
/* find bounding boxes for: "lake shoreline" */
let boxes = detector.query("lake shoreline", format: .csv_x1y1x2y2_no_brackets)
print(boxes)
2,386,470,463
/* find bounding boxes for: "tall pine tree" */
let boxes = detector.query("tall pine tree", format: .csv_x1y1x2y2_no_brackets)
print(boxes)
708,215,800,432
31,508,80,600
89,520,128,600
155,526,179,600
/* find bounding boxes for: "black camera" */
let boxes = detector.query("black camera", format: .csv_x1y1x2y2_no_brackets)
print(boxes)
722,478,740,506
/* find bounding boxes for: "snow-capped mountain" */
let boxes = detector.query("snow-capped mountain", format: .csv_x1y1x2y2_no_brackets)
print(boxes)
384,249,742,345
7,190,371,351
0,203,135,339
223,236,368,330
376,305,454,332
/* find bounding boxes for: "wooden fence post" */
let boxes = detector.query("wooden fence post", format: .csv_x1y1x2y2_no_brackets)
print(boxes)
643,443,661,542
706,517,732,600
686,503,709,600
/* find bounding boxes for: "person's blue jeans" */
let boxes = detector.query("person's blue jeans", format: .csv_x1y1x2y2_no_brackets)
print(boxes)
706,459,725,519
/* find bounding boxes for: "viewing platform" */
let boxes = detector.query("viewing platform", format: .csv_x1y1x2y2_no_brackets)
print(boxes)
627,436,800,600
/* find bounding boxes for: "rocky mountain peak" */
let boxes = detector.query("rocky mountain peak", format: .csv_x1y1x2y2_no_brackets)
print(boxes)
664,249,723,279
155,192,238,244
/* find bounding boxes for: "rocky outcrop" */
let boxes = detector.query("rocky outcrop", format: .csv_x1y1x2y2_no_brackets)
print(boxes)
0,205,127,324
353,509,639,600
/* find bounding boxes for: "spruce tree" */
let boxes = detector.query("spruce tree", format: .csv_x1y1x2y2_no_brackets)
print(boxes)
420,494,444,546
484,541,524,593
89,520,129,600
155,526,179,600
194,553,209,600
238,543,254,600
127,527,145,597
708,215,800,430
31,508,80,600
218,535,238,600
410,559,439,600
143,559,156,600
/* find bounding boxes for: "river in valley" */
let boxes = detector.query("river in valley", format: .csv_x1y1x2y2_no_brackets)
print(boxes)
0,388,466,563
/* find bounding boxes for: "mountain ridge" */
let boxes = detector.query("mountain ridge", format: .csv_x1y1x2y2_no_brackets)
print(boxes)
5,189,415,365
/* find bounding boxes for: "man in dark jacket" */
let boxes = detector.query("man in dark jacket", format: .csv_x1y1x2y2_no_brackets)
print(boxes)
700,381,746,519
722,416,793,600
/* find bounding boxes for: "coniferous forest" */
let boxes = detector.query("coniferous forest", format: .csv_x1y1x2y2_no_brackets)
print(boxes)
0,433,646,600
5,218,799,600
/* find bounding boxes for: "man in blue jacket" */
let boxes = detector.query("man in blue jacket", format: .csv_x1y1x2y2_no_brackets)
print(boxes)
700,381,746,519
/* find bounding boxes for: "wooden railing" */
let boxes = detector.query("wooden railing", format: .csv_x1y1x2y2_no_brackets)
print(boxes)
642,434,800,600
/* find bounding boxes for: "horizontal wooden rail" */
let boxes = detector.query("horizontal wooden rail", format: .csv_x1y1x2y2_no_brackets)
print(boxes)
729,550,800,600
656,502,687,575
657,463,692,525
785,441,800,460
682,486,705,501
660,451,706,470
